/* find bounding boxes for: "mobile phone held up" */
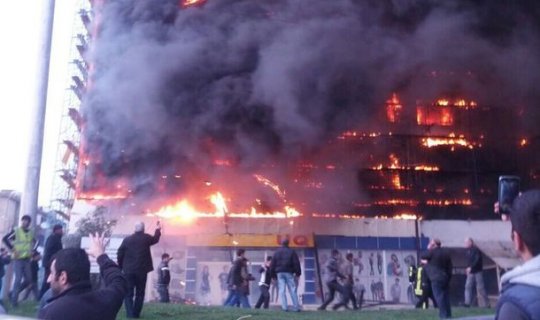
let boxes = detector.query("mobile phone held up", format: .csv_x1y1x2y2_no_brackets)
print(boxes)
498,176,520,214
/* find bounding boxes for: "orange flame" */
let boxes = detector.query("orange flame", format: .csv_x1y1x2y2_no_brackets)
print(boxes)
371,154,439,172
253,174,287,201
436,98,477,109
436,99,450,106
77,192,128,200
210,192,228,216
391,173,403,189
386,93,403,123
148,200,197,224
180,0,206,8
150,192,301,223
426,199,473,206
312,213,418,220
421,134,475,149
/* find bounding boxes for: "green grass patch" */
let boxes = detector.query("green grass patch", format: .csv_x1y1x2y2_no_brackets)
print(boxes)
7,301,494,320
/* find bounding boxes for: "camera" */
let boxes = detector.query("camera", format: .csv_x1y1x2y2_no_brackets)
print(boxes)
498,175,520,214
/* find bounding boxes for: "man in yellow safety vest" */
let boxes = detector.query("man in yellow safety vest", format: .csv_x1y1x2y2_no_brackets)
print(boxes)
410,255,436,309
2,215,37,307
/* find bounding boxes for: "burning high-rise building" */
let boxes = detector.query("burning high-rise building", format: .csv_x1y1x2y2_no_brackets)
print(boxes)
47,0,540,306
55,0,539,221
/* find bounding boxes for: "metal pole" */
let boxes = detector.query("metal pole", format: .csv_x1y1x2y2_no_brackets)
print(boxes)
415,217,420,263
20,0,56,224
496,265,502,293
313,233,324,303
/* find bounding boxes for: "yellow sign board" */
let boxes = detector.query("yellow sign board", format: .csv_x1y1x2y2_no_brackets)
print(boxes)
187,234,314,248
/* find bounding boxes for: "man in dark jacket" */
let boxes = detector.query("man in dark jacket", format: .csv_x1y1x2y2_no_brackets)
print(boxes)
22,250,41,301
270,239,302,312
495,190,540,320
117,221,161,318
40,224,63,298
0,248,11,302
255,256,272,309
334,252,359,310
156,253,171,303
38,233,127,320
0,248,11,283
225,249,251,308
464,237,489,307
318,249,346,311
425,238,453,319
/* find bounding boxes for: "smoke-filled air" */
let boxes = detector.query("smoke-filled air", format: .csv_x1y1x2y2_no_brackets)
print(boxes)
79,0,540,217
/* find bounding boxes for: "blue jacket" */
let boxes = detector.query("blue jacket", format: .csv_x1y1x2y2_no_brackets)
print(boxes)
496,255,540,320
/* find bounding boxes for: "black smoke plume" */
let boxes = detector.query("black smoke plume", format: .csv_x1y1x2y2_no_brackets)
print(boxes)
81,0,540,214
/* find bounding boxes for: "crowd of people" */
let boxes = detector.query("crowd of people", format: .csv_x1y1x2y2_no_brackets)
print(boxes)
0,190,538,319
221,239,302,311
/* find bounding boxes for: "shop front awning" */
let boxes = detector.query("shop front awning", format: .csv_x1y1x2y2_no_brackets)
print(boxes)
475,240,521,270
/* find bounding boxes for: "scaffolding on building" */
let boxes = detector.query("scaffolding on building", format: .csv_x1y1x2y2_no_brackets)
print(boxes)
49,0,92,223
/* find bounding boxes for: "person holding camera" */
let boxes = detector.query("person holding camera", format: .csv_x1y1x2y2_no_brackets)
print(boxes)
495,190,540,320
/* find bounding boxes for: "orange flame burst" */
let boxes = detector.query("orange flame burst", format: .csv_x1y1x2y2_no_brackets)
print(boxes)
210,192,228,216
253,174,286,201
77,192,129,201
180,0,206,8
312,213,418,220
386,93,403,123
371,154,439,173
436,98,477,109
421,133,476,149
149,192,301,223
147,200,197,224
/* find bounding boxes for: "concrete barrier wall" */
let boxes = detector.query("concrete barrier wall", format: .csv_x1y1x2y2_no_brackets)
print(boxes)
420,220,511,248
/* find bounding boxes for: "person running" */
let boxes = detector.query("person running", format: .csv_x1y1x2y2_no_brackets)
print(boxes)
333,252,358,310
318,249,346,311
225,249,251,308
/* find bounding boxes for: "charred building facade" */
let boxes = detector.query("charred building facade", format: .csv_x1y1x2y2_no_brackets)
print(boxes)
46,0,540,306
52,0,540,221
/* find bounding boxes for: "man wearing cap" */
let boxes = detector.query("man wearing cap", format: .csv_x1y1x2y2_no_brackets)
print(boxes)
270,239,302,312
2,215,37,307
40,224,64,298
117,221,161,318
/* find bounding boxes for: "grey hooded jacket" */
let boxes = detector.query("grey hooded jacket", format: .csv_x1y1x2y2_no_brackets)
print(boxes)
496,254,540,320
